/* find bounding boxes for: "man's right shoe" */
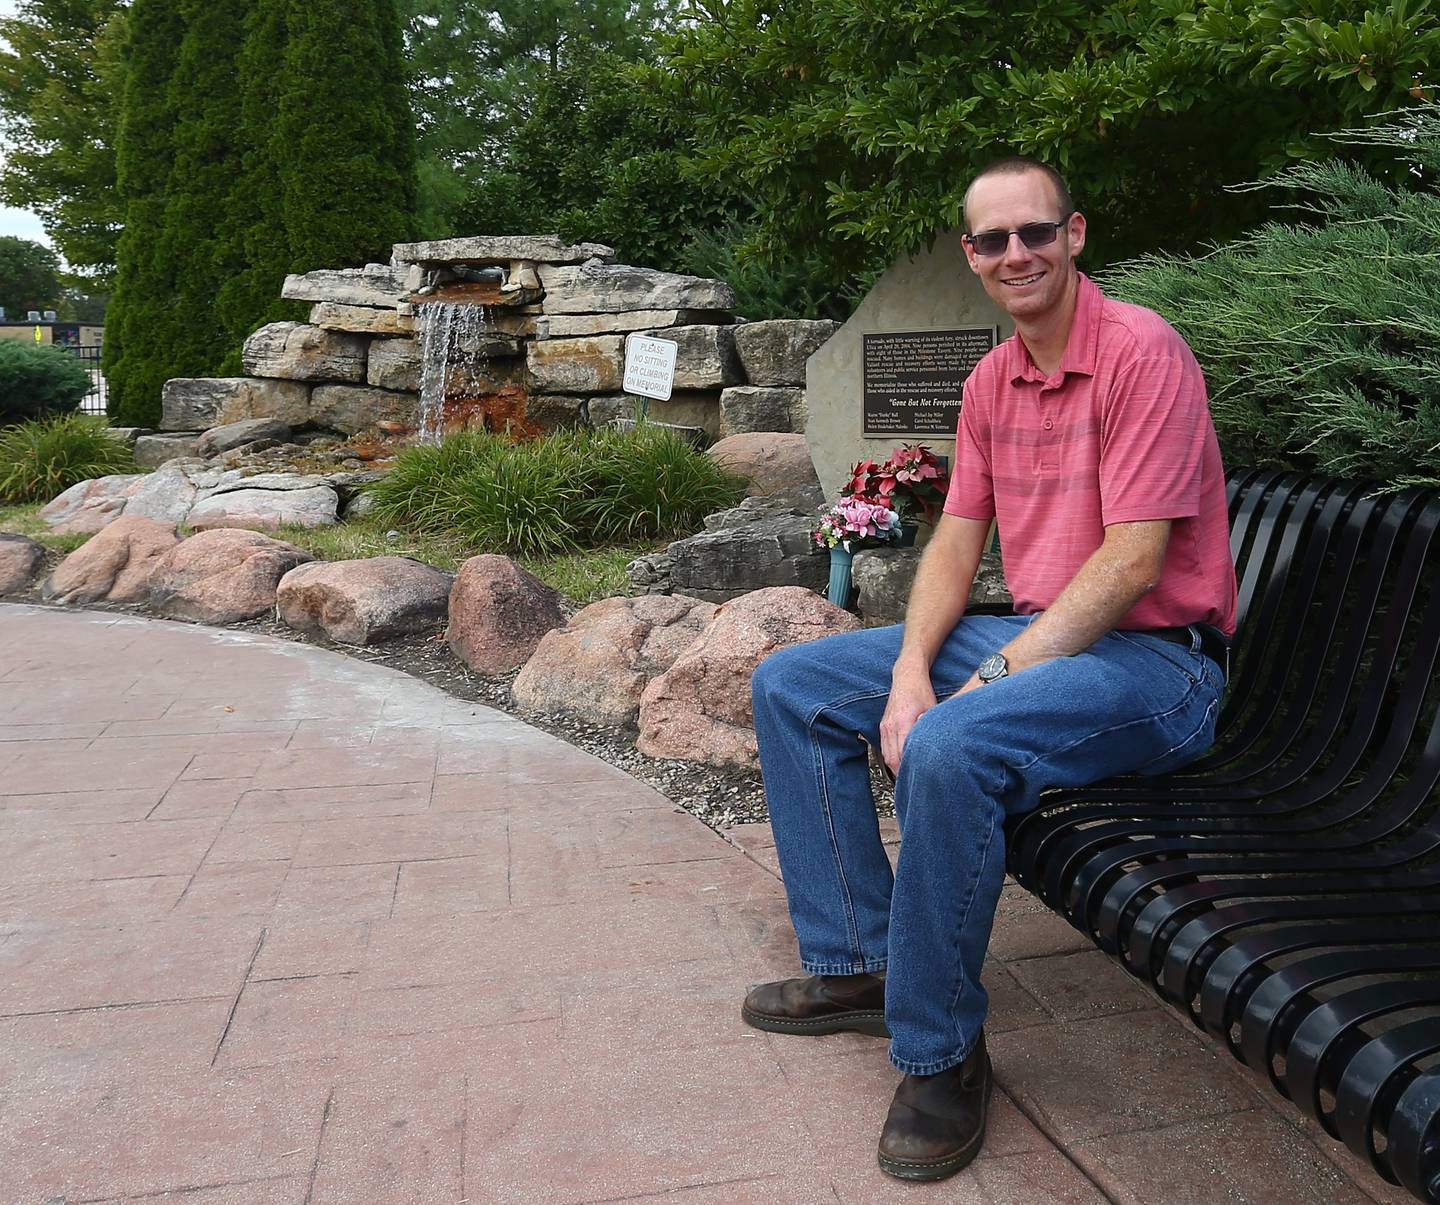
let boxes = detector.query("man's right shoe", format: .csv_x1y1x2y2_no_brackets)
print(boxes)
740,972,888,1037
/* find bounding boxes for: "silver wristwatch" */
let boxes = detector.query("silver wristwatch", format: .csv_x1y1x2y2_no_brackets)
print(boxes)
977,652,1009,683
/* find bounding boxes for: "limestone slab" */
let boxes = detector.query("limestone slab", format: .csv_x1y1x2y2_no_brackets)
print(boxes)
280,263,411,307
242,321,367,383
539,309,732,338
525,334,625,394
392,234,616,265
161,376,312,430
310,383,418,435
537,261,737,314
309,301,414,335
365,336,421,392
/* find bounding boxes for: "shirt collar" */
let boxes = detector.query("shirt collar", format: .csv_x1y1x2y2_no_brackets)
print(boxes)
1006,272,1102,385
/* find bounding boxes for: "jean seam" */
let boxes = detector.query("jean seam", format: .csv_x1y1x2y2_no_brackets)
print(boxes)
936,790,997,1069
808,688,892,970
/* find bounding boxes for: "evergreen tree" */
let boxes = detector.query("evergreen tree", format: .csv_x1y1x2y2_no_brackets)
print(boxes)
154,0,249,387
105,0,420,422
214,0,300,367
278,0,417,271
103,0,184,426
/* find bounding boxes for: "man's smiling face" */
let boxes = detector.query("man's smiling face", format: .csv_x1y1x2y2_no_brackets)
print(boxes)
962,169,1086,326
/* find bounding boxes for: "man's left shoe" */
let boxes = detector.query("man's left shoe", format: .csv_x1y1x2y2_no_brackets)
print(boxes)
876,1032,992,1181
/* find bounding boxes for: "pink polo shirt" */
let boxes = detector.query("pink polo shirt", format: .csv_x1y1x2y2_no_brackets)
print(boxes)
944,274,1237,637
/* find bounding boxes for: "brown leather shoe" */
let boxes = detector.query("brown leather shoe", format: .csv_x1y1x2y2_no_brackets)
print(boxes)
740,972,888,1037
877,1032,992,1180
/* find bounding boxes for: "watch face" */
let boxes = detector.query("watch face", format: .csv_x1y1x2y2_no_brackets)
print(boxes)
978,653,1007,682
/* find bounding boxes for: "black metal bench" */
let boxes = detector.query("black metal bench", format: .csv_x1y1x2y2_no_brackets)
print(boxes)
1005,470,1440,1202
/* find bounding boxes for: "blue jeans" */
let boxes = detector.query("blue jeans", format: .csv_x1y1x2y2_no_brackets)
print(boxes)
750,614,1224,1075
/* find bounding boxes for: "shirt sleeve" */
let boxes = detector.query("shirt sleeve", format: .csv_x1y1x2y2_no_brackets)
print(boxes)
1099,342,1210,525
943,374,996,521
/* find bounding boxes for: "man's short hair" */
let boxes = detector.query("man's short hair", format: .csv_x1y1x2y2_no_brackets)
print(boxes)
963,157,1074,230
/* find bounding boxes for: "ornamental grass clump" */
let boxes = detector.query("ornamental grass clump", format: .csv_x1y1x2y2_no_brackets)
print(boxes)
365,425,747,556
1100,104,1440,487
0,413,135,504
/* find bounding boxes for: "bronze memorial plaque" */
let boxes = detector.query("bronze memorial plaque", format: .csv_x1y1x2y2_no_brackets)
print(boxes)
862,327,999,436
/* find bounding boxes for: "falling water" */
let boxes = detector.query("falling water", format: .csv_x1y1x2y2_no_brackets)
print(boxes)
416,302,495,445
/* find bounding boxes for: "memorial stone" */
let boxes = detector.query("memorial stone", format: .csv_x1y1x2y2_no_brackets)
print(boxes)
805,230,1013,499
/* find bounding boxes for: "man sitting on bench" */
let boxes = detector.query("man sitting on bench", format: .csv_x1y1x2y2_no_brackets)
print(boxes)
744,155,1239,1182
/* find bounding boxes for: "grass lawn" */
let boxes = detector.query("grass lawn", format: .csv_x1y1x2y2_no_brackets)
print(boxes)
0,504,659,606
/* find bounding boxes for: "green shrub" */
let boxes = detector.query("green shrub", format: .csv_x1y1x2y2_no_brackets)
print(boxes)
0,340,92,424
0,413,135,504
1100,105,1440,487
366,426,747,556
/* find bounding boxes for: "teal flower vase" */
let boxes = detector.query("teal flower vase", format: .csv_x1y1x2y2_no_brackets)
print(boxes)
826,545,854,607
898,523,918,548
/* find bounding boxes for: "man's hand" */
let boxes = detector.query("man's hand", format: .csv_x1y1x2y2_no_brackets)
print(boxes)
880,666,938,774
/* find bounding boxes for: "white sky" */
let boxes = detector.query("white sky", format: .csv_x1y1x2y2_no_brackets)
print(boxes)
0,0,56,253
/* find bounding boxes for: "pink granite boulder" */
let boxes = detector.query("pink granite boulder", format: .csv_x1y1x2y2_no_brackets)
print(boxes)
637,585,860,771
445,554,564,674
148,528,313,624
0,533,45,595
512,593,717,726
38,474,147,534
276,556,454,645
41,514,181,605
706,432,818,497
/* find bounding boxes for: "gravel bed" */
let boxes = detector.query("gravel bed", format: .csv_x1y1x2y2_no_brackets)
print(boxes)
7,551,906,832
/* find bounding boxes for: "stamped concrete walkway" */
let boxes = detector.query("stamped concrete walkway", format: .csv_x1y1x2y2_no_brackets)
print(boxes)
0,604,1410,1204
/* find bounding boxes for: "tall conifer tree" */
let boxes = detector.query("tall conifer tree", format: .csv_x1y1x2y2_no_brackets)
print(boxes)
103,0,183,426
278,0,416,271
106,0,418,423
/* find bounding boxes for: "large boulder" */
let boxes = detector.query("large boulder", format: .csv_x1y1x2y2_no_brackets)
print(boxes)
38,474,147,534
124,461,228,526
0,534,45,596
632,326,742,390
445,555,564,675
718,386,805,437
133,433,202,469
281,264,414,308
855,546,1010,627
733,319,841,386
393,235,616,266
665,495,828,602
41,515,181,606
512,594,717,727
537,262,737,315
242,322,367,383
366,338,422,393
196,418,294,458
637,586,861,771
186,475,340,532
148,529,312,624
161,378,312,430
706,432,818,496
525,335,624,394
309,384,418,435
276,557,454,646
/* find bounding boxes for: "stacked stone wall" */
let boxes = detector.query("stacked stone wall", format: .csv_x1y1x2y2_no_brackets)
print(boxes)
156,234,838,452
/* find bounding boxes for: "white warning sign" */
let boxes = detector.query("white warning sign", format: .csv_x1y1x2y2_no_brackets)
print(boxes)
623,335,677,402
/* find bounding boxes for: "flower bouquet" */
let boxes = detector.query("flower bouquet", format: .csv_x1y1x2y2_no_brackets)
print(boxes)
813,495,903,608
842,444,950,527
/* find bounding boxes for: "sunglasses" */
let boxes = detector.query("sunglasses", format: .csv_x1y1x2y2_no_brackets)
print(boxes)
964,215,1072,257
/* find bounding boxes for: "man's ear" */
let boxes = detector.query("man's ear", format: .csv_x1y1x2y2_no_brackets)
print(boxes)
961,235,981,275
1067,211,1087,261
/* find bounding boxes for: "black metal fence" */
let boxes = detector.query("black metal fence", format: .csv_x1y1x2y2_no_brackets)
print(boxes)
64,344,107,416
